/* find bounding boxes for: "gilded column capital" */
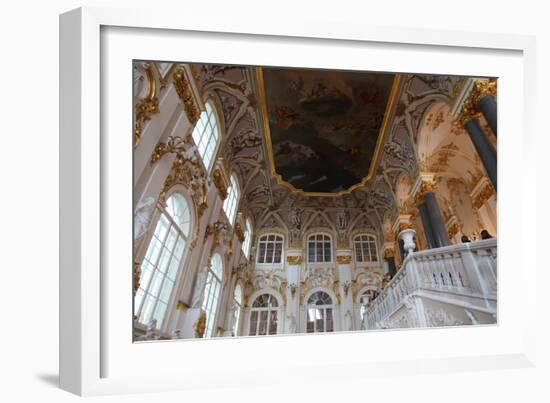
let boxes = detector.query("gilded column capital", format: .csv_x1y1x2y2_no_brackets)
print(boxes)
383,248,395,259
453,78,497,128
286,255,303,265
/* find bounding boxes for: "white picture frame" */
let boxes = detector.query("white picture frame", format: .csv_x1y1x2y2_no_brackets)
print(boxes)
59,6,537,396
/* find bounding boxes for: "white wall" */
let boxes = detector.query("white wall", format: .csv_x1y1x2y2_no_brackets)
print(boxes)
1,0,549,402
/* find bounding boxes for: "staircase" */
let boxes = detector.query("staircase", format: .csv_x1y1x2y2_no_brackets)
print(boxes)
364,239,497,330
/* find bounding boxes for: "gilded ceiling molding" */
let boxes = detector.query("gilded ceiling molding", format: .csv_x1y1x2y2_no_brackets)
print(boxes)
134,64,159,148
256,67,405,197
173,67,200,125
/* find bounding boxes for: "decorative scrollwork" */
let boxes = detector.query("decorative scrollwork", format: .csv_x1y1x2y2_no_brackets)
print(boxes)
134,64,159,148
173,68,200,125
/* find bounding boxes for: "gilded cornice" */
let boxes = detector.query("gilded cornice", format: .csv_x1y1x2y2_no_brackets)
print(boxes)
256,67,404,197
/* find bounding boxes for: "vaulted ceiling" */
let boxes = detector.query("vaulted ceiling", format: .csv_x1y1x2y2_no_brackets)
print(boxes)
192,63,466,247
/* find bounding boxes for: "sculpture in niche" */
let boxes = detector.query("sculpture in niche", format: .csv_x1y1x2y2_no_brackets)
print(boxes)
343,310,353,331
336,210,349,231
286,313,297,333
133,196,156,240
289,207,303,230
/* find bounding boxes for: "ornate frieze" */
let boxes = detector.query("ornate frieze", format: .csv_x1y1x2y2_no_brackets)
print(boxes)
336,255,352,265
286,255,303,265
472,183,494,209
234,222,245,243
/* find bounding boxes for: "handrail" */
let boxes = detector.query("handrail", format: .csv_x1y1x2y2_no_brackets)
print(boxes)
364,239,497,329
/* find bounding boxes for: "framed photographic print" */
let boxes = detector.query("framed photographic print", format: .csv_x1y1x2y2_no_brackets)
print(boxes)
60,6,536,396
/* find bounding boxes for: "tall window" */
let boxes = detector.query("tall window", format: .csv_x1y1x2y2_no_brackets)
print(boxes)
191,101,219,171
223,175,239,225
135,193,191,327
202,254,223,338
308,234,332,263
306,291,334,333
257,234,284,264
249,294,279,336
232,284,243,336
241,219,252,258
354,234,378,262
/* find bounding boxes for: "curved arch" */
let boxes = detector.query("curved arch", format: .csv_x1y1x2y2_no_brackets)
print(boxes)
191,99,222,172
355,284,380,304
134,190,194,329
247,288,284,308
302,286,339,306
394,172,414,210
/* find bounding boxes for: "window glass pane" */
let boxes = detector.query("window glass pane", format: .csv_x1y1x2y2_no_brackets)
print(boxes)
269,311,278,335
159,279,174,303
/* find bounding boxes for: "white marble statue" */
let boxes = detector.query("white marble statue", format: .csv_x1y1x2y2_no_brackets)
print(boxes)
344,310,353,331
286,313,297,333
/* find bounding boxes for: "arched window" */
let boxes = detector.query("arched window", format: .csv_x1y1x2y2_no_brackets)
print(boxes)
248,294,279,336
232,284,243,336
241,219,252,258
202,254,223,338
223,175,239,225
191,101,219,171
257,234,284,264
135,193,191,327
307,234,332,263
306,291,334,333
354,234,378,262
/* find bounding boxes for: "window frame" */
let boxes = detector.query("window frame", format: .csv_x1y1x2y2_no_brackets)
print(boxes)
222,174,240,226
307,233,333,264
353,233,379,264
241,219,253,259
202,253,224,338
306,291,335,333
255,233,285,266
248,293,279,336
134,192,192,330
191,100,221,173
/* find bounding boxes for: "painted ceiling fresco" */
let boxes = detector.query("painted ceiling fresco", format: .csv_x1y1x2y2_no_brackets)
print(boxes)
261,67,396,194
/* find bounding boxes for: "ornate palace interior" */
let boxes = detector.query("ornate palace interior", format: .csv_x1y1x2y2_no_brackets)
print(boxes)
132,62,497,341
